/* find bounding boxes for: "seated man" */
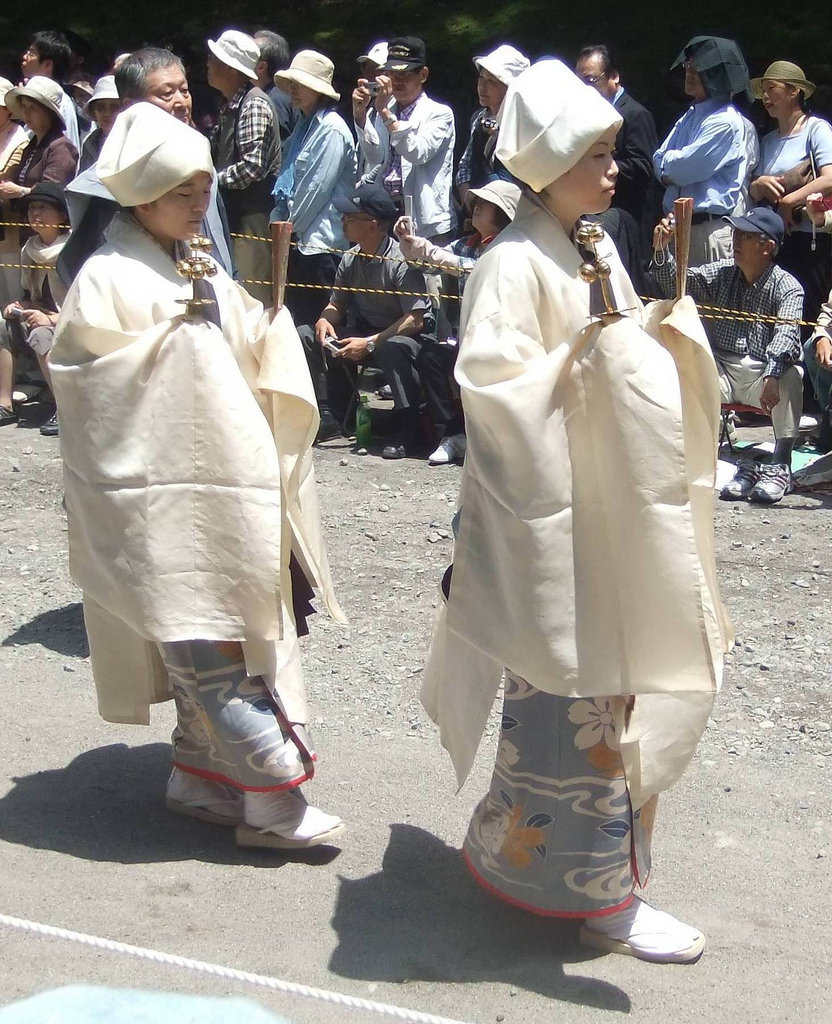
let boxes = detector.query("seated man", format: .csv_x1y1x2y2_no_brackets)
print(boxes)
804,290,832,452
296,182,436,459
652,206,804,504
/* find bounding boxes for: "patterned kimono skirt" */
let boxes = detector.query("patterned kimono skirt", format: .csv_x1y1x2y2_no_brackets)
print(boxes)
463,672,657,918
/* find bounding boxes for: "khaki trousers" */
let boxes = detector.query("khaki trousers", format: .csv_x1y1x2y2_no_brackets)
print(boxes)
233,211,272,307
716,352,802,438
689,219,732,268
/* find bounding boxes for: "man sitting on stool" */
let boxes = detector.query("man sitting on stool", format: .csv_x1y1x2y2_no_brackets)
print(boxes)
652,206,804,504
296,182,434,458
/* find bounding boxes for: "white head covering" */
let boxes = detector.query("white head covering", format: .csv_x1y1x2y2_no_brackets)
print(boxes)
97,102,214,207
467,180,522,220
358,42,388,67
473,45,530,86
208,30,260,82
496,59,622,192
84,75,120,115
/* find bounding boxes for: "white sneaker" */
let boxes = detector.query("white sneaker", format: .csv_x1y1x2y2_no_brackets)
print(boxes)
235,788,345,849
428,433,466,465
579,897,706,964
166,767,243,826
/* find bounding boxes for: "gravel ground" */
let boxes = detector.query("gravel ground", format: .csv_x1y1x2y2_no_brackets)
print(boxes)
0,413,830,1024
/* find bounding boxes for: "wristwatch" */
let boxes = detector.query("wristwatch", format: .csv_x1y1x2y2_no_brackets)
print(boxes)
366,339,376,354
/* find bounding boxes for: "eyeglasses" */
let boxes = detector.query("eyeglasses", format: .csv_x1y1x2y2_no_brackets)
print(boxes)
341,212,375,222
580,73,605,85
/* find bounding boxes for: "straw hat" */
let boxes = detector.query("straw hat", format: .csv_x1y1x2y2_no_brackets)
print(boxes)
467,180,522,220
750,60,815,99
5,76,65,125
0,77,15,109
84,75,120,115
97,101,214,207
207,30,260,82
274,50,340,101
496,59,622,192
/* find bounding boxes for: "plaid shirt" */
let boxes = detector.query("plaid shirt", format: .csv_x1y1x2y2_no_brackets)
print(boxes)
652,254,803,378
217,85,278,190
382,95,421,198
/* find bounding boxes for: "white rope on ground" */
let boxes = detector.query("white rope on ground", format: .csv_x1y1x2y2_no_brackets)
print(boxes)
0,914,475,1024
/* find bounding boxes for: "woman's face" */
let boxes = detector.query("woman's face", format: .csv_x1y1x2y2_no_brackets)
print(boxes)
134,171,213,248
471,198,504,239
91,98,121,136
27,199,64,243
476,68,507,114
19,97,54,138
0,104,10,130
548,125,619,217
761,79,801,120
288,82,321,115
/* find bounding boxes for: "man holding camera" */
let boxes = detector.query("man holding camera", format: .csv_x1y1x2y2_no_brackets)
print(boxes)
295,183,434,458
352,37,455,244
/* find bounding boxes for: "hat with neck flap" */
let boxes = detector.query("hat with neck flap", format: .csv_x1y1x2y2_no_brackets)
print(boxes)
97,102,214,207
496,59,622,193
671,36,751,100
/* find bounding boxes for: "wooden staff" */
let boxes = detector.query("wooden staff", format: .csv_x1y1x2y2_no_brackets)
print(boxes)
270,220,293,315
673,197,694,301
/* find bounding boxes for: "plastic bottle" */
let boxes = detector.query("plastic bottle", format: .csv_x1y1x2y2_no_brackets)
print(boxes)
355,395,372,448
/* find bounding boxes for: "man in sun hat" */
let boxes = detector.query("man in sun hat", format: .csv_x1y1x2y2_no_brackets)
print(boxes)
353,36,455,242
207,29,279,304
49,101,346,850
652,204,804,503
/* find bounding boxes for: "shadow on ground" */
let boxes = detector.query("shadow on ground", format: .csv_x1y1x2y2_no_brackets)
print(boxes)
329,823,631,1013
3,603,89,658
0,742,340,869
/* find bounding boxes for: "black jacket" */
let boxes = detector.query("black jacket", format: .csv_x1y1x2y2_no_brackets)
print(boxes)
611,91,660,250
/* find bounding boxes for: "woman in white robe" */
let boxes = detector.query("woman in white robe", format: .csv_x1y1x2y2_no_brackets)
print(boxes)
49,102,347,850
421,61,733,962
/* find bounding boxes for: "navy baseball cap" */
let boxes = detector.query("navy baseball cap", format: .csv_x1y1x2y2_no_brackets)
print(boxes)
380,37,427,72
724,207,784,249
335,183,399,223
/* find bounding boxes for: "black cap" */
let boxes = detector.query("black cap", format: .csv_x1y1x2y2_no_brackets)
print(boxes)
335,183,400,223
20,181,68,216
380,37,426,72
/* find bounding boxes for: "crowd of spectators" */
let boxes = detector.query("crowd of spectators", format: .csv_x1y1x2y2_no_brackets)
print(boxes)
0,28,831,495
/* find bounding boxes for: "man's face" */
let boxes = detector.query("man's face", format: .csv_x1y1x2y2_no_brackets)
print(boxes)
683,60,708,102
575,54,619,101
27,200,63,242
341,210,377,246
359,60,381,82
21,45,49,81
142,64,192,122
389,66,428,107
732,228,772,268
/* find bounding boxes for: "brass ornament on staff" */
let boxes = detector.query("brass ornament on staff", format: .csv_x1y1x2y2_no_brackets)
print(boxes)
175,235,218,317
575,220,633,318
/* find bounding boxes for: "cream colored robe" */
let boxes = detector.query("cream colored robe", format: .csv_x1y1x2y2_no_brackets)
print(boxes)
421,196,733,809
50,212,345,727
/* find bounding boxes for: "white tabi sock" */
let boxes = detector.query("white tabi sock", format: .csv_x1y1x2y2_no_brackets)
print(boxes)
243,788,343,842
582,897,706,963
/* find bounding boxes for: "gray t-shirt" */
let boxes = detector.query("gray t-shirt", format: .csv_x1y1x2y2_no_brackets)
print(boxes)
330,237,431,332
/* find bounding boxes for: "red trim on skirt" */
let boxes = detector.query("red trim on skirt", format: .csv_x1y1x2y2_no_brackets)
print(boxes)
463,848,635,920
172,762,313,793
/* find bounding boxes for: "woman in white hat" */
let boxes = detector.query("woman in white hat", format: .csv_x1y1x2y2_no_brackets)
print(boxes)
455,44,530,203
422,59,731,963
78,75,121,172
49,102,347,851
272,49,356,328
749,60,832,323
0,76,78,205
0,77,32,308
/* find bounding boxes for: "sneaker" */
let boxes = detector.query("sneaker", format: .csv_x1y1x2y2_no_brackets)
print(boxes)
749,463,793,504
580,896,706,964
719,460,761,501
165,767,243,826
428,433,467,465
236,788,345,849
39,412,59,436
0,405,17,427
382,443,406,460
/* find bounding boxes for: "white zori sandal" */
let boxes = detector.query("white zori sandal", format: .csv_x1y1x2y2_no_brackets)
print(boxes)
235,788,345,849
580,897,706,964
166,768,243,826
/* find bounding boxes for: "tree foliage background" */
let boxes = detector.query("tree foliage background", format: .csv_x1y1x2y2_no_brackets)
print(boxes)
1,2,828,135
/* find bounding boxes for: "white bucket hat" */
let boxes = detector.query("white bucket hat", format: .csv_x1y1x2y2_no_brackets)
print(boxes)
84,75,120,115
98,101,214,207
467,180,523,220
496,59,622,192
0,77,15,109
274,50,340,101
5,76,65,125
474,45,530,86
358,42,388,67
207,30,260,82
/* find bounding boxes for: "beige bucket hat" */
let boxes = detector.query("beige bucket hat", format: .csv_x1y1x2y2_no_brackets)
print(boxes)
274,50,340,101
5,76,65,125
467,180,523,220
207,30,260,82
750,60,815,100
